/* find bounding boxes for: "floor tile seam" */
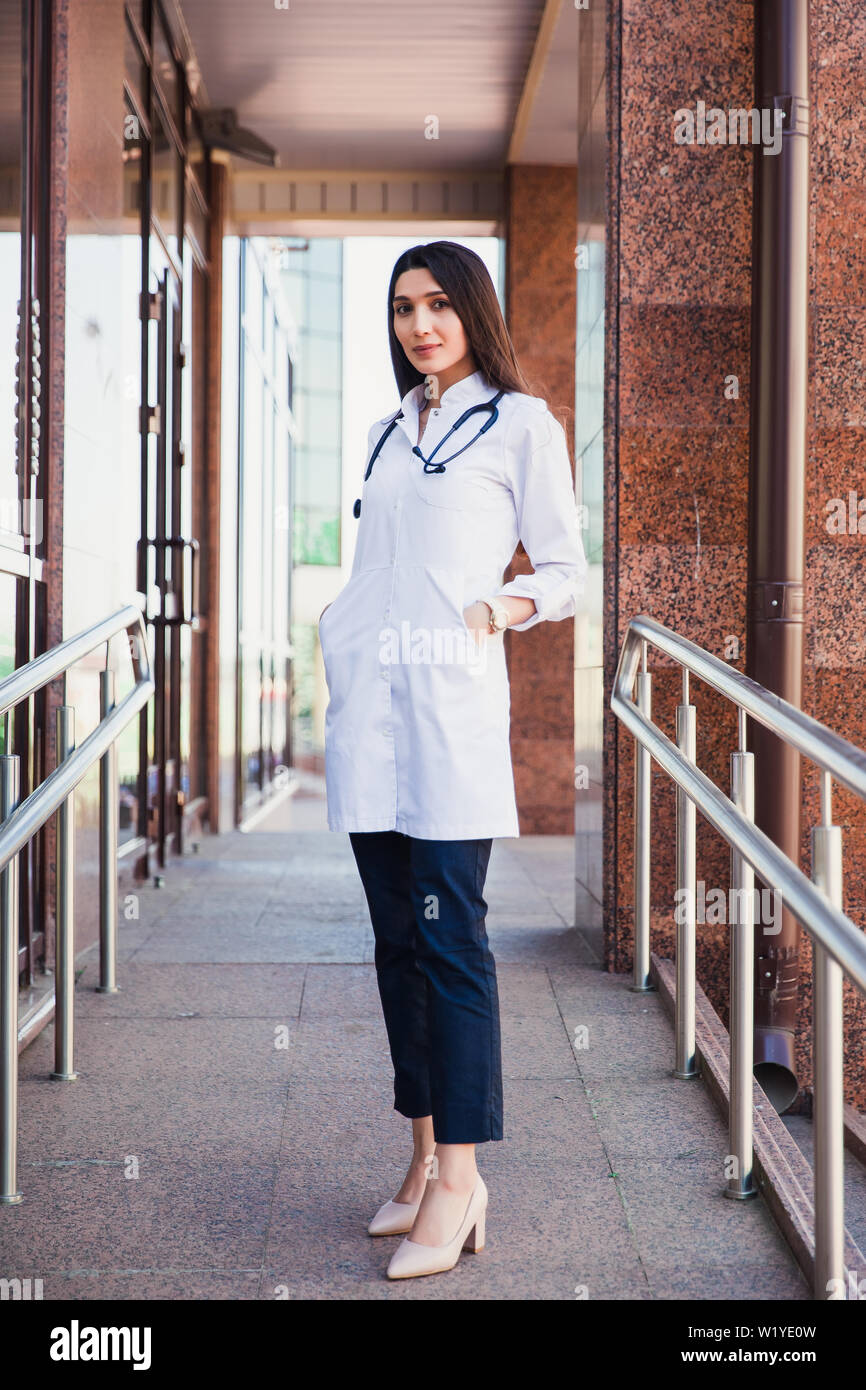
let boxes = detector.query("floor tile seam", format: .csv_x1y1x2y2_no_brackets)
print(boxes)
566,995,800,1297
20,1266,269,1276
70,1011,307,1022
261,961,314,1271
543,964,654,1293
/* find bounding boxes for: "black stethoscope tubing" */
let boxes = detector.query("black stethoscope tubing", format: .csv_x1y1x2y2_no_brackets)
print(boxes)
353,390,504,518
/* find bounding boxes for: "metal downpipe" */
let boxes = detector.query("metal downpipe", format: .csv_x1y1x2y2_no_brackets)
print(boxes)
746,0,810,1113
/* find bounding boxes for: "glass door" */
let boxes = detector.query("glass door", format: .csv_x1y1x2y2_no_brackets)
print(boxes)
142,259,181,867
236,241,295,821
129,1,205,876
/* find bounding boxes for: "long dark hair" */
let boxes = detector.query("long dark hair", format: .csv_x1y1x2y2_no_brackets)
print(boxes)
386,241,533,400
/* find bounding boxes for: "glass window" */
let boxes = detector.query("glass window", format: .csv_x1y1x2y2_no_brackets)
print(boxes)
261,390,275,643
273,421,290,643
243,248,263,351
125,1,147,38
274,333,289,409
263,289,275,372
123,95,144,220
241,351,264,635
152,102,182,261
124,17,146,105
304,238,341,277
294,446,340,509
186,109,207,191
300,391,341,451
307,274,341,329
294,507,339,567
152,8,181,132
302,331,340,384
185,177,208,261
280,269,306,325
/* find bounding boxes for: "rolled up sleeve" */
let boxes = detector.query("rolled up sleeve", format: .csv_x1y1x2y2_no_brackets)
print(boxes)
497,407,588,632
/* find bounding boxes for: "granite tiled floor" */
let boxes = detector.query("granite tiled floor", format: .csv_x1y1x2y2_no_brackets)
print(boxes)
5,786,810,1300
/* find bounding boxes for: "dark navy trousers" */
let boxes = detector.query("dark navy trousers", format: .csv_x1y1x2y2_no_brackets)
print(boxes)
348,830,504,1144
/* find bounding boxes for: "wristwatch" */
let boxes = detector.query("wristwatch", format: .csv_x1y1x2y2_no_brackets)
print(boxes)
478,597,510,633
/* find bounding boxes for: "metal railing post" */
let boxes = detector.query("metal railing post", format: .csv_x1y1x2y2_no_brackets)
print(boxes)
97,669,119,994
51,706,78,1082
726,709,758,1200
812,771,844,1297
674,670,698,1079
0,748,22,1203
631,641,654,993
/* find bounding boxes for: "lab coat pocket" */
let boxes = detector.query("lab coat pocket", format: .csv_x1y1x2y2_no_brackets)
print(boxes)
433,569,491,684
318,586,347,640
318,590,347,677
409,463,493,512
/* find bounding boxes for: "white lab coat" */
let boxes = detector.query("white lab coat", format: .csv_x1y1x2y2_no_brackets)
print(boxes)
318,369,588,839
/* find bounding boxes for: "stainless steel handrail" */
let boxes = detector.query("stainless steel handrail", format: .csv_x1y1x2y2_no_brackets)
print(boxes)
612,614,866,1300
0,604,154,1204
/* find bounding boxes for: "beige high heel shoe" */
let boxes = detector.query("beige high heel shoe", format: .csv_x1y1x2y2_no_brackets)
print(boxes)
368,1197,422,1236
386,1176,487,1279
369,1152,435,1235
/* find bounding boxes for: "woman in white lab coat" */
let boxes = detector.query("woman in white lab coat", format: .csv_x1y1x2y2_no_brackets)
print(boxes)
318,240,587,1280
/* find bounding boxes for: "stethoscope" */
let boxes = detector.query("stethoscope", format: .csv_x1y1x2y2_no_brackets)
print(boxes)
353,390,504,518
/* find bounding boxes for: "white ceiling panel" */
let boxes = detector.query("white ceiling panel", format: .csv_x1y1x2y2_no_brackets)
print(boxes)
178,0,556,172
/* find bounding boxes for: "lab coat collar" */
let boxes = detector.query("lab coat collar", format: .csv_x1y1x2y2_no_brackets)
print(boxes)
399,368,492,420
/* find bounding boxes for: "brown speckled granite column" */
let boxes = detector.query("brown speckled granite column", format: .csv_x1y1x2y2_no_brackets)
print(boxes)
610,0,753,1028
504,164,577,834
603,0,866,1109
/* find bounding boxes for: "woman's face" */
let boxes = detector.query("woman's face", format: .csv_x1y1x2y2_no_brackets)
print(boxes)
392,267,475,388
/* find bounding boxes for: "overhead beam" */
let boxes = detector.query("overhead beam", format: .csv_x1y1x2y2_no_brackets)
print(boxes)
227,168,504,234
507,0,565,165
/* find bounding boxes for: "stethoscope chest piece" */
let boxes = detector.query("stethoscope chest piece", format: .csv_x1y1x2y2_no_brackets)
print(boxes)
354,389,504,520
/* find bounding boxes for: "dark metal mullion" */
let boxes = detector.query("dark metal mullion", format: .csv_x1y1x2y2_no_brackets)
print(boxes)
27,0,54,981
259,398,271,793
269,402,280,787
187,167,209,219
137,38,153,849
125,2,152,65
153,0,185,129
234,243,245,824
172,7,194,844
284,347,295,775
154,272,169,867
123,81,152,143
150,86,184,284
17,0,39,983
149,218,183,286
168,282,184,851
18,0,33,511
151,82,185,166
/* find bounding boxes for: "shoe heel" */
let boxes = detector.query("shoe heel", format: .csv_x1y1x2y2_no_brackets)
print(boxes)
463,1207,486,1252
